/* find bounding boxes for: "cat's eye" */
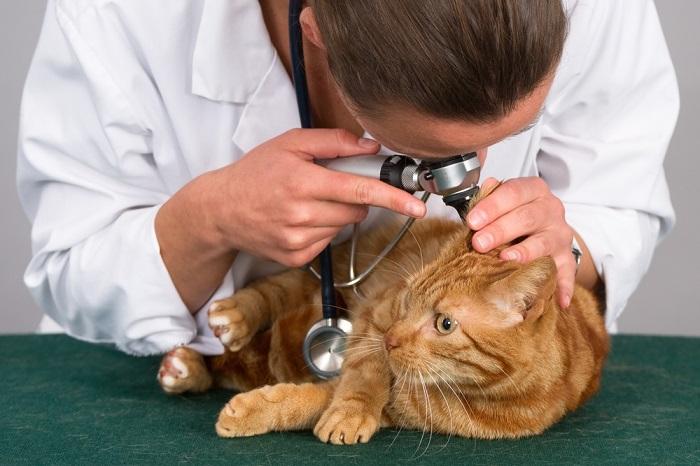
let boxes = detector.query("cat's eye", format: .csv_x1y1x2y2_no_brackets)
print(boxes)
435,313,456,335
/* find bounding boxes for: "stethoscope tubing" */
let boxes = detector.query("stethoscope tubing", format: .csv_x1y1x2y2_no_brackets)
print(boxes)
289,0,337,321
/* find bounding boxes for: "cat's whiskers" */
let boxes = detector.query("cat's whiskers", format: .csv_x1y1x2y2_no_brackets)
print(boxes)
344,332,383,339
414,371,434,458
342,344,383,354
387,366,415,450
385,367,410,446
343,335,384,344
342,346,383,363
435,367,476,424
353,252,415,282
305,334,382,354
495,365,524,397
467,371,489,399
426,365,454,451
299,301,354,315
389,246,422,276
407,227,425,273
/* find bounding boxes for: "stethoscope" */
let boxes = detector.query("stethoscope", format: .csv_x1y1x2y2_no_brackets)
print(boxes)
288,0,481,379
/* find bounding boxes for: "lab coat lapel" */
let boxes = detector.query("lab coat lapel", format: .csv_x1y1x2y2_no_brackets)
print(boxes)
191,0,300,154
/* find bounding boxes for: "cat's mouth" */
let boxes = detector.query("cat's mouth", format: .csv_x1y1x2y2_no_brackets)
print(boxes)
386,348,426,382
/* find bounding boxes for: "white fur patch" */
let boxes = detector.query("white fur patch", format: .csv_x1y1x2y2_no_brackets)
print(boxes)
160,375,177,387
170,357,189,377
220,331,233,345
209,315,231,326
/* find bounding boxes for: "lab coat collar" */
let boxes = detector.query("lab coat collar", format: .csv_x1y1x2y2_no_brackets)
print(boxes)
191,0,301,153
191,0,276,104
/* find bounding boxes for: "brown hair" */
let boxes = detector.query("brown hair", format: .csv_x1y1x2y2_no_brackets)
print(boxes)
310,0,567,123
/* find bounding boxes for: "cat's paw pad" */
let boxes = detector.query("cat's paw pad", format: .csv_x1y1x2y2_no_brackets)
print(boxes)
216,387,275,437
208,300,256,352
314,403,379,445
157,347,211,394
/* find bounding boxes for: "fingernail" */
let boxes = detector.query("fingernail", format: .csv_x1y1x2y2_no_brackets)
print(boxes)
563,294,571,309
358,137,378,149
468,210,487,229
406,202,425,218
474,233,492,251
503,250,520,261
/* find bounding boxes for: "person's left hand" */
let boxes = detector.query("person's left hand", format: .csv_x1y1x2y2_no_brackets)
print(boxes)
466,177,576,309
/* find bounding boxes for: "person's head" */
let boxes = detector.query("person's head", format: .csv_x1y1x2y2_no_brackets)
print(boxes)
301,0,567,159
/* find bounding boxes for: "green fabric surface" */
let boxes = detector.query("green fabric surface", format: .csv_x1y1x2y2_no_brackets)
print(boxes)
0,334,698,465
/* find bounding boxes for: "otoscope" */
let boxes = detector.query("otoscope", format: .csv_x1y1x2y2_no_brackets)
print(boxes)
320,153,481,219
289,0,481,379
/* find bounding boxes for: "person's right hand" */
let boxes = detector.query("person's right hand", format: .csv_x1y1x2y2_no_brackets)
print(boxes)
204,128,427,267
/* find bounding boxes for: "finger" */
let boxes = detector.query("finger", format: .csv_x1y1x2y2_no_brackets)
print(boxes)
280,226,341,252
286,201,369,228
281,128,380,160
313,202,369,227
308,166,427,218
467,177,549,230
497,231,555,263
471,201,547,253
480,176,500,192
553,253,576,309
285,236,336,268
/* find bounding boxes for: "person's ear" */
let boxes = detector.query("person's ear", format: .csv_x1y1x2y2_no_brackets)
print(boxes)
299,7,325,50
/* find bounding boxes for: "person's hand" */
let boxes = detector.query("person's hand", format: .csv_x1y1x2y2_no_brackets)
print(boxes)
466,177,576,308
205,128,427,267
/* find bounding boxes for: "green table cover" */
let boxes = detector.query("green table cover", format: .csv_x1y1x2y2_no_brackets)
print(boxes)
1,334,698,465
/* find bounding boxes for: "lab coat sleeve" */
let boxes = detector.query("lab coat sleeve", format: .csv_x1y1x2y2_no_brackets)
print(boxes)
538,0,679,331
16,1,206,355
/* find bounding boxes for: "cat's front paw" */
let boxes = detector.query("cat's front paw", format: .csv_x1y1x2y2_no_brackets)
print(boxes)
208,298,258,352
157,347,212,394
216,385,281,437
314,402,380,445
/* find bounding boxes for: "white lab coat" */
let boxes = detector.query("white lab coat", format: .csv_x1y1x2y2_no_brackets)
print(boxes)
17,0,678,356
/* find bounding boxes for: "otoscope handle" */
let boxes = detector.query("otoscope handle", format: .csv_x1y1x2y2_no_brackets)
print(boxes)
319,155,419,192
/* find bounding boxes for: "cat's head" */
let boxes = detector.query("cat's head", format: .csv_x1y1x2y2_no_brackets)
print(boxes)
384,183,558,392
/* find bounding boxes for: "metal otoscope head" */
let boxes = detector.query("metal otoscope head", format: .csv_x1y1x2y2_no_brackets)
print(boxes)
389,152,481,221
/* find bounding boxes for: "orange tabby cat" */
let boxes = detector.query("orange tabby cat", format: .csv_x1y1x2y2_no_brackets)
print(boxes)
157,184,609,443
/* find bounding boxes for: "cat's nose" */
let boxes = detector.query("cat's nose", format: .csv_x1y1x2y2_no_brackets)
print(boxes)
384,333,399,351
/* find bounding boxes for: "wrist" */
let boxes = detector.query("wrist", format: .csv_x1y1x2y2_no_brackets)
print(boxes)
571,230,602,292
194,170,235,254
571,236,582,273
157,171,232,257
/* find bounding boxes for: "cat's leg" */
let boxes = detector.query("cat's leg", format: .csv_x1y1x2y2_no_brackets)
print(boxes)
313,313,392,445
208,269,317,352
216,381,336,437
157,347,213,394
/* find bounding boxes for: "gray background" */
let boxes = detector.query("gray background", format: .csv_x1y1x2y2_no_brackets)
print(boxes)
1,1,698,336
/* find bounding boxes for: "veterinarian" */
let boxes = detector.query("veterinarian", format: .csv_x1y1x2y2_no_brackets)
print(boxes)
17,0,677,356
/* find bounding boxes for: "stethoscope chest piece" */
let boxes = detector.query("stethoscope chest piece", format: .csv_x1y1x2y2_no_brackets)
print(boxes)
303,317,353,379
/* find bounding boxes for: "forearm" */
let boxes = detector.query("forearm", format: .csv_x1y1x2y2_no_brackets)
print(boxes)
155,172,237,313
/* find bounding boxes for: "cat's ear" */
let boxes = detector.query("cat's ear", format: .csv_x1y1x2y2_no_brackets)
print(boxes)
486,256,557,325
